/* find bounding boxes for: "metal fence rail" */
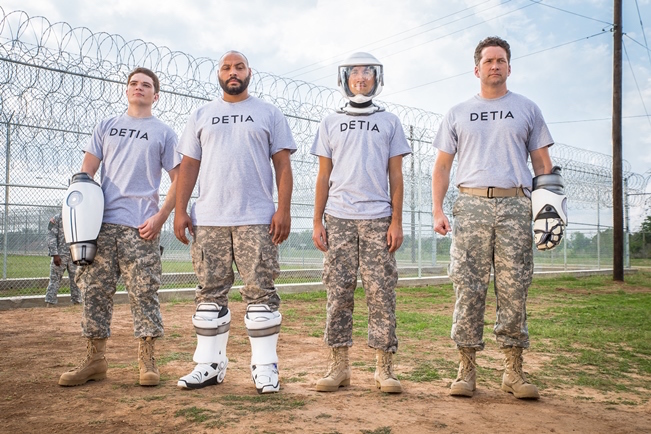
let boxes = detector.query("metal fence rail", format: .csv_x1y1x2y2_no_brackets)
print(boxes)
0,8,649,300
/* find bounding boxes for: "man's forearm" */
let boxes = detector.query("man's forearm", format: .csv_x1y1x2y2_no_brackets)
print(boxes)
313,171,331,224
159,179,177,220
389,174,404,225
276,165,293,213
175,159,200,214
432,177,449,214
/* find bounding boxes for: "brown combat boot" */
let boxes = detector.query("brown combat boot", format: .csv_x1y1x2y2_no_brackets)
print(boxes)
316,346,351,392
374,349,402,393
59,338,108,386
139,337,160,386
450,347,476,397
501,347,539,399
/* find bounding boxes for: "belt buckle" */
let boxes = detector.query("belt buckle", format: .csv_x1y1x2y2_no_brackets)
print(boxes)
487,187,495,198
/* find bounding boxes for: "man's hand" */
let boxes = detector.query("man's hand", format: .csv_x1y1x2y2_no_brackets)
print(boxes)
433,211,451,236
312,221,328,252
138,213,165,240
386,220,404,253
270,209,290,245
174,210,194,245
53,255,62,267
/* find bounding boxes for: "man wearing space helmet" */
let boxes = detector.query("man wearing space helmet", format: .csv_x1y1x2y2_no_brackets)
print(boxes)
432,36,566,399
311,52,411,394
58,67,180,388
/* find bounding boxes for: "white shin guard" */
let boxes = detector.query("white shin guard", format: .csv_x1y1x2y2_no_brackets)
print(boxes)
245,304,282,394
177,303,230,390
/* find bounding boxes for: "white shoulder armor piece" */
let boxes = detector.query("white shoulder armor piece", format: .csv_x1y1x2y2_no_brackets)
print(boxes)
62,172,104,265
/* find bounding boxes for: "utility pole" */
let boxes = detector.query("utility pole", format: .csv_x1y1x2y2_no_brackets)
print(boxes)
612,0,624,281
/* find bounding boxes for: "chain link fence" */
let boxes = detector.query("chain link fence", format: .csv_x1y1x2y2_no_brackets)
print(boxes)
1,8,649,299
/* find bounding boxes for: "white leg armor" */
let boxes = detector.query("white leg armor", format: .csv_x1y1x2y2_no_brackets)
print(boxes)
245,304,282,394
177,303,230,390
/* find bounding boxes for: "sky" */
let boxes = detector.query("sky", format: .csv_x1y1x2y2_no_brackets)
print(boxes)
2,0,651,224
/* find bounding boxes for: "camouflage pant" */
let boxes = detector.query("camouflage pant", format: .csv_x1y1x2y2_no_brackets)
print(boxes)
449,194,534,350
75,223,163,339
45,254,81,304
191,225,280,310
323,215,398,353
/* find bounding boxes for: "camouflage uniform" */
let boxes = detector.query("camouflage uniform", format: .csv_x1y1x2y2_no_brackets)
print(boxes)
75,223,163,338
45,214,81,304
449,194,533,350
323,215,398,353
191,225,281,311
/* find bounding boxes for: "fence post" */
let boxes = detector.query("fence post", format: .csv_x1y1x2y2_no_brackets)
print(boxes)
624,176,630,268
432,231,437,265
409,126,415,264
597,190,601,270
3,119,10,279
417,133,422,278
563,231,567,271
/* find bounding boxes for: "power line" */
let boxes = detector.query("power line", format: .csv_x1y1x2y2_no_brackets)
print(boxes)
527,0,613,25
624,34,651,53
379,1,536,60
281,0,501,78
307,0,537,85
290,0,615,83
634,0,651,69
547,114,650,124
382,30,609,97
515,30,609,59
623,40,651,128
288,0,524,80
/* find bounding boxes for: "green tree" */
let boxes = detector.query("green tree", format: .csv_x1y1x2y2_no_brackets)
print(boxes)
630,215,651,259
570,231,591,253
641,215,651,233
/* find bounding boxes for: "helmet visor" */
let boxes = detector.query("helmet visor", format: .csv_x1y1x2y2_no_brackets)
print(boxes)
339,65,383,99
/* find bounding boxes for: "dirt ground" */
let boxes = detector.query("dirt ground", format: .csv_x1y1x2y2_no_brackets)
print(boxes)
1,299,649,434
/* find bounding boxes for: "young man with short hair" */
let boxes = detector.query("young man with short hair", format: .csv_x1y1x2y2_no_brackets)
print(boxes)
58,67,180,388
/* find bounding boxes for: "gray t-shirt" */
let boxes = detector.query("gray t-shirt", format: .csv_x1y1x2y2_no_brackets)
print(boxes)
433,91,553,190
311,110,412,219
177,96,297,226
85,113,180,228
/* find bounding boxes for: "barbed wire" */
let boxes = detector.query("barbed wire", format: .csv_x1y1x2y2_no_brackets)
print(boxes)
0,7,648,216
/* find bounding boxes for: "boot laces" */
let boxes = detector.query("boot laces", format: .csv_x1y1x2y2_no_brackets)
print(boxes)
140,338,156,372
325,348,345,377
509,348,529,383
459,350,476,377
73,340,96,369
379,353,396,380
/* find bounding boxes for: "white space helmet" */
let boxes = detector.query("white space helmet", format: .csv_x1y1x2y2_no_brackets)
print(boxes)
338,52,384,104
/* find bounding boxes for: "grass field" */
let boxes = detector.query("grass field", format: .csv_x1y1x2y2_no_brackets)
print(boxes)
235,270,651,400
3,253,649,280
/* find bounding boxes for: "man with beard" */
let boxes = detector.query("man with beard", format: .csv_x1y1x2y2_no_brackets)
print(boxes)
174,51,296,394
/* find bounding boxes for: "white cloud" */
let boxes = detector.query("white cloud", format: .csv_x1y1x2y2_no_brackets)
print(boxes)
2,0,651,226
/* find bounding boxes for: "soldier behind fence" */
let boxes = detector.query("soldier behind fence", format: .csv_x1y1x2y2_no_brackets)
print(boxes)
174,51,296,394
45,212,81,306
58,67,180,388
311,52,411,394
432,36,555,399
